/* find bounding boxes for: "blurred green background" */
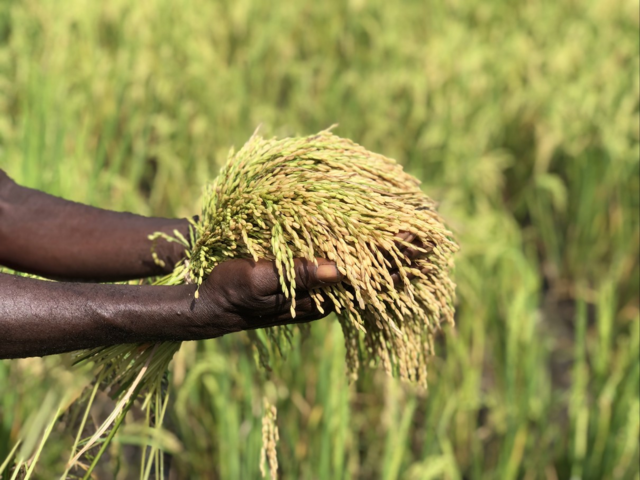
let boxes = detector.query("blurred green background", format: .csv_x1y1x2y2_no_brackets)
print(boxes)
0,0,638,478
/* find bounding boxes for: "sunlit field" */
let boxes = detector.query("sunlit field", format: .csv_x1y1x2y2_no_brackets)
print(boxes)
0,0,638,478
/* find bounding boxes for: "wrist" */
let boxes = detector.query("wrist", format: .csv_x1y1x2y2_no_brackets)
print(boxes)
149,218,192,273
154,283,239,342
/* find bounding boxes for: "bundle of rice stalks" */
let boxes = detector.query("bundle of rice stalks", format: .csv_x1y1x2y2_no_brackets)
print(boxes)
66,128,457,478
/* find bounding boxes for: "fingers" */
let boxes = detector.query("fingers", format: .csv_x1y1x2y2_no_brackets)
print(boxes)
223,230,435,334
396,231,414,243
389,231,433,286
395,231,432,263
251,231,427,298
380,231,424,263
390,264,432,285
293,291,335,319
251,258,343,297
292,258,343,290
253,292,334,329
263,260,338,316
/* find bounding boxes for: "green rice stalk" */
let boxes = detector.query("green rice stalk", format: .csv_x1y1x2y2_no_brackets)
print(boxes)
67,127,458,477
260,397,279,480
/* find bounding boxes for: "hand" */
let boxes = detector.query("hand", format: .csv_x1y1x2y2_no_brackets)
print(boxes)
192,231,431,335
387,231,434,284
195,258,343,333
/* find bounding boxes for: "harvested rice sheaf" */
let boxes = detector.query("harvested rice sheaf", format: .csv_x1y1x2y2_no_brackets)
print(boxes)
163,127,457,385
70,128,457,477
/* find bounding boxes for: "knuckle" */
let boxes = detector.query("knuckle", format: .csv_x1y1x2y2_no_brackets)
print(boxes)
293,261,313,290
295,297,315,314
248,266,275,298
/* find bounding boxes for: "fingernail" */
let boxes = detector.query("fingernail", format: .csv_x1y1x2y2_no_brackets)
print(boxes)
397,232,416,244
396,231,411,241
317,264,342,283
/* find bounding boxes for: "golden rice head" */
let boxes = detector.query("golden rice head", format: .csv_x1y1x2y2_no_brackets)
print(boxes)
185,128,457,387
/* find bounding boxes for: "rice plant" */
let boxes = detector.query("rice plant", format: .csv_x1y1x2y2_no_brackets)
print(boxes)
59,129,457,478
0,0,637,478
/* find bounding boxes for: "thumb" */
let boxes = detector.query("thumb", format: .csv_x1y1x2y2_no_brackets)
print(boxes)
293,258,343,290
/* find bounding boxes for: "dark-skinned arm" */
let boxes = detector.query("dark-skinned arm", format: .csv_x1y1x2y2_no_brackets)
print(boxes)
0,169,343,358
0,169,429,359
0,258,343,359
0,169,188,282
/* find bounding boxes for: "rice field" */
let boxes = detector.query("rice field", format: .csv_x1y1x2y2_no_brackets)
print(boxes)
0,0,638,478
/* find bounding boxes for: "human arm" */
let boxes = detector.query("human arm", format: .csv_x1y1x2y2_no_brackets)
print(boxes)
0,169,188,282
0,169,428,359
0,258,342,359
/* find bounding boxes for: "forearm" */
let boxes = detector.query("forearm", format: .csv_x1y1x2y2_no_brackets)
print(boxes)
0,170,190,281
0,273,232,359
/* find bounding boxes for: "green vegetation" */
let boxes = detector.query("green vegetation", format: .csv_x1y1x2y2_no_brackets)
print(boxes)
0,0,638,478
69,130,458,479
159,129,458,385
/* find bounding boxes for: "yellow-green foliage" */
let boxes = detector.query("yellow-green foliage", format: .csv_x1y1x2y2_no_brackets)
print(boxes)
61,130,458,478
0,0,637,479
180,130,456,385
